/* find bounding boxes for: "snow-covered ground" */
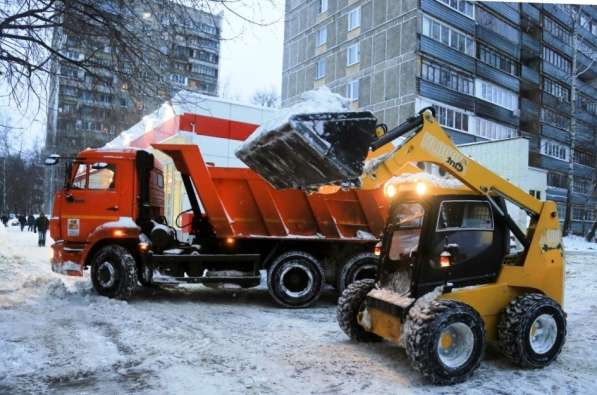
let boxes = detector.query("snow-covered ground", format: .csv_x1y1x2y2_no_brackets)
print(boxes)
1,225,596,394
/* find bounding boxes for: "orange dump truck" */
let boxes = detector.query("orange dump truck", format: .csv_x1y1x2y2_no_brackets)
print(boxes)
47,144,387,307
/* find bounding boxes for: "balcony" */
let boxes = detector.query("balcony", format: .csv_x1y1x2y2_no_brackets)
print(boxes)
521,66,540,85
420,0,475,34
419,36,475,73
542,93,571,114
542,31,573,58
542,62,569,84
482,2,520,25
521,3,541,26
474,99,519,127
418,79,475,112
520,98,540,123
476,62,519,92
476,26,519,58
521,33,541,61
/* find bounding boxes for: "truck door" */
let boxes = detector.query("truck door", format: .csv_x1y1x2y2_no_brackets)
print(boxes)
60,161,124,243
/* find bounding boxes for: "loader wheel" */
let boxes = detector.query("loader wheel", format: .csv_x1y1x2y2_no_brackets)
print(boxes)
267,251,324,308
405,300,485,385
337,253,379,293
91,245,138,300
498,293,566,368
337,279,381,342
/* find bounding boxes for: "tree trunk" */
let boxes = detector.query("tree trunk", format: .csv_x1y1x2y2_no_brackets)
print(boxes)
563,17,579,236
586,220,597,242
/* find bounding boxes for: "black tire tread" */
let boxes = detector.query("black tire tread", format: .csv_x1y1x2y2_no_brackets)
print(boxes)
497,293,566,368
337,252,379,293
336,279,382,342
91,245,138,300
267,250,324,308
405,300,485,385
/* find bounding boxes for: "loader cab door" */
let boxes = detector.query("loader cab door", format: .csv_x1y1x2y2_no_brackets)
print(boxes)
413,196,508,296
378,202,426,295
59,160,130,243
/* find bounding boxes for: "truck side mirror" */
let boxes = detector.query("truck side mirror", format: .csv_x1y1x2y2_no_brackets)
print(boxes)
44,154,60,166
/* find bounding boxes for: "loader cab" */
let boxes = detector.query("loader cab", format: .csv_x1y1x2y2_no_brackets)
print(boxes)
378,184,509,298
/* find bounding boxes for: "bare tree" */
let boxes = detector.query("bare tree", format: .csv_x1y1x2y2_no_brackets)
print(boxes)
251,87,280,108
0,0,277,109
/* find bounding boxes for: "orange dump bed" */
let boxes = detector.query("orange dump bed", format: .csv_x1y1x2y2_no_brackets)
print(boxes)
154,144,388,240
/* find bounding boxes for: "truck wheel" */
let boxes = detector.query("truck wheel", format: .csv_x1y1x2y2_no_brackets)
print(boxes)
405,300,485,385
337,252,379,293
267,251,323,308
337,279,382,342
498,293,566,368
90,245,138,300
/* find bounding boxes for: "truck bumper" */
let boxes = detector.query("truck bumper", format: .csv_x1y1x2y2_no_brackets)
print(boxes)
51,241,84,276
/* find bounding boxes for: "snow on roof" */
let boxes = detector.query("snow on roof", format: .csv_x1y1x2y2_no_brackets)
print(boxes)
106,90,278,149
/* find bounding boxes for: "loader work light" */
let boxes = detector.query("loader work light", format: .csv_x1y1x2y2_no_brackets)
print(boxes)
384,183,398,199
416,181,427,196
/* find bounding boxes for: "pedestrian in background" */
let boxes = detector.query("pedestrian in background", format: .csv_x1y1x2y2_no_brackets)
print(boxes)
27,214,35,232
18,214,26,231
35,213,49,247
1,214,8,227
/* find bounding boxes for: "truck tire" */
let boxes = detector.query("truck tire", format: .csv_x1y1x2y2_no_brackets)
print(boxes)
337,252,379,293
90,245,138,300
405,300,485,385
267,251,324,308
497,293,566,368
337,279,382,342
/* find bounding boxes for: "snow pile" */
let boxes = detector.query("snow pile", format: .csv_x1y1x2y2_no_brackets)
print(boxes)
356,230,377,240
237,86,350,149
563,235,596,252
385,172,465,190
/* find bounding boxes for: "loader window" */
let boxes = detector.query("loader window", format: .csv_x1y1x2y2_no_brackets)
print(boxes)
437,201,493,231
388,203,424,261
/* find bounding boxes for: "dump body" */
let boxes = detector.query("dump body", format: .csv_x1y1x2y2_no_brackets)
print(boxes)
154,143,387,240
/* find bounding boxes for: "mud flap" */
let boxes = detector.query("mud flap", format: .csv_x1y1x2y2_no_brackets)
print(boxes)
236,112,378,189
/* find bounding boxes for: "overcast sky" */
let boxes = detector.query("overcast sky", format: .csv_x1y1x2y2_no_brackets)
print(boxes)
0,0,285,152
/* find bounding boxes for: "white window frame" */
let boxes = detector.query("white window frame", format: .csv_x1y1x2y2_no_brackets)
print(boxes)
346,79,359,101
320,0,328,13
170,73,188,85
475,79,518,111
422,15,475,56
348,7,361,31
315,58,326,80
540,138,570,162
475,117,516,140
316,26,327,47
438,0,475,19
346,42,360,66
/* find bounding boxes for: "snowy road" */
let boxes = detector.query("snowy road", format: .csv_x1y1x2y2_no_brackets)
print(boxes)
1,226,596,394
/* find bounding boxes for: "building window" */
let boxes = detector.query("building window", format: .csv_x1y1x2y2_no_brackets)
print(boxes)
478,44,518,76
544,15,571,45
541,138,570,162
346,42,360,66
573,207,595,222
574,149,594,167
529,190,541,200
432,103,470,133
548,172,567,189
579,94,597,115
319,0,328,13
421,58,473,95
170,74,188,85
573,176,592,194
543,78,570,102
315,58,326,80
316,26,327,47
438,0,474,19
348,7,361,31
191,64,217,77
422,15,475,56
346,79,359,101
475,79,518,111
475,117,516,140
541,108,570,130
476,7,518,43
543,46,571,73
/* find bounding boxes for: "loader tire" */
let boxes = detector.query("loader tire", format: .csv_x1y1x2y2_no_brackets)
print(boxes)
91,245,138,300
337,279,381,342
405,300,485,385
267,251,324,308
337,252,379,293
498,293,566,368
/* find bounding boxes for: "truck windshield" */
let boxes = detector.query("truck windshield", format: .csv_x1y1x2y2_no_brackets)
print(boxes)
388,203,424,261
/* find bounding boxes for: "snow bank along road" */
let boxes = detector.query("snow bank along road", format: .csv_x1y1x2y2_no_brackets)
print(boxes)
1,226,596,394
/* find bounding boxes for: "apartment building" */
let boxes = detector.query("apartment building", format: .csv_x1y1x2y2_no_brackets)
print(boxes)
282,0,596,234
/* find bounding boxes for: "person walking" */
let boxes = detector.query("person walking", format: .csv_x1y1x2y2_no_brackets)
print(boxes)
35,213,50,247
18,214,26,231
27,214,36,232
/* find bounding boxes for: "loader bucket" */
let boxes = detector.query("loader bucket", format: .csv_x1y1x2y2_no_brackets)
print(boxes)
236,112,378,189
